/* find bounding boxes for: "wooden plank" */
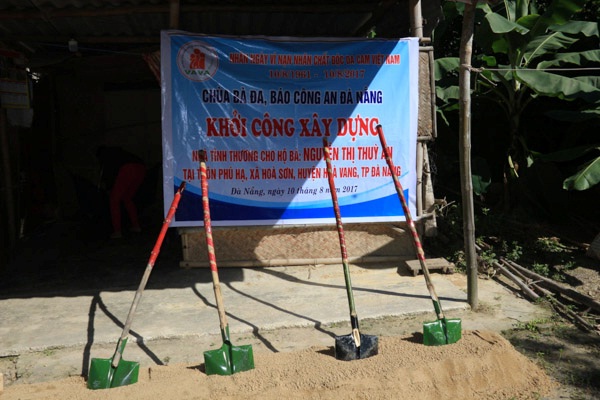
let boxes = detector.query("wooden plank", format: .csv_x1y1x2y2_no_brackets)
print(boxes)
403,258,454,276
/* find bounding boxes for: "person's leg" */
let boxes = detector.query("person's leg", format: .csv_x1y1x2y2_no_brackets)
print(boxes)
120,163,146,232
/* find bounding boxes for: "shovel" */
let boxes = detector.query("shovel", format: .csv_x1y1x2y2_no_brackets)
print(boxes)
323,138,378,361
88,181,186,389
376,125,461,346
199,150,254,375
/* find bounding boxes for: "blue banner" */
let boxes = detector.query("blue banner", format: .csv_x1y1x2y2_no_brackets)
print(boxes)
161,32,418,226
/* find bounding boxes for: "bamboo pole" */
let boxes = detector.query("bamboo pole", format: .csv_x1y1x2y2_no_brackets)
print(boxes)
416,143,424,220
410,0,424,231
494,261,540,301
180,255,412,269
409,0,424,39
458,1,479,310
507,260,600,314
497,259,598,334
169,0,180,29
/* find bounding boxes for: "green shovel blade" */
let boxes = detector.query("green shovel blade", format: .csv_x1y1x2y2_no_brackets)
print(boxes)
423,318,462,346
87,357,140,389
204,342,254,376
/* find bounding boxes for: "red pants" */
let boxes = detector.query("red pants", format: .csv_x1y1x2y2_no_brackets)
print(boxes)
110,163,146,233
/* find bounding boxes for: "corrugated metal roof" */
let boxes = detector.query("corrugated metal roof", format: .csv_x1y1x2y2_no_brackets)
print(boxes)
0,0,442,72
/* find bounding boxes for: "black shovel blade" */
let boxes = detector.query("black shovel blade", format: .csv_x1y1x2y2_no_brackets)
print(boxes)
334,333,378,361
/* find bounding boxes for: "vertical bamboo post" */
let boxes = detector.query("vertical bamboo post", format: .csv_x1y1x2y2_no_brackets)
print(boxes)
410,0,425,228
169,0,180,29
459,1,479,310
409,0,424,39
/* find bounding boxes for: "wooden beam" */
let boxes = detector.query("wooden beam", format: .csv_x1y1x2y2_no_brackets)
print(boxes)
0,35,160,45
169,0,180,29
0,3,378,20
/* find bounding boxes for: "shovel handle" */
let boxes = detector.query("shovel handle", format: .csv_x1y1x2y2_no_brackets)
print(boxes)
199,151,229,333
323,138,359,322
112,181,186,367
375,125,445,320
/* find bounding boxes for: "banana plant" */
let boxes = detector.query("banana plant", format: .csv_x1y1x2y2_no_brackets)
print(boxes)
435,0,600,190
533,144,600,191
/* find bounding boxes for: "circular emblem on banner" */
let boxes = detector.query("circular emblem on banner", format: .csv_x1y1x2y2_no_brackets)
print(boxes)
176,41,219,81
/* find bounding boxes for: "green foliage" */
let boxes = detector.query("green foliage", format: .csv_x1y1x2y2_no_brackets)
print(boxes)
475,0,600,169
561,260,576,271
434,56,461,125
504,240,523,261
514,317,552,333
428,200,587,285
452,249,467,273
562,153,600,191
478,246,498,268
532,262,551,276
535,236,571,253
433,0,600,197
472,156,493,196
533,145,600,190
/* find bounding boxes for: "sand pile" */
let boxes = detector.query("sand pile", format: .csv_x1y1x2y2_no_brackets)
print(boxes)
1,330,555,400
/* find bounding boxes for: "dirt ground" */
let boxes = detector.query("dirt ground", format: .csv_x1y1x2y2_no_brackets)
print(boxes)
0,329,556,400
1,214,599,399
500,263,600,400
2,273,600,400
2,272,599,400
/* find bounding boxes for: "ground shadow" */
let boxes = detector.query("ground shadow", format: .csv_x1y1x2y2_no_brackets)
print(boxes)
186,364,206,374
0,217,247,299
191,285,278,353
405,332,424,344
81,292,164,379
224,281,337,341
316,347,335,357
258,266,461,304
505,326,600,396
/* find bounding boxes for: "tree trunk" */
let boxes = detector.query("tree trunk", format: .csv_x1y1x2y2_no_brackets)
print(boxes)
458,1,479,310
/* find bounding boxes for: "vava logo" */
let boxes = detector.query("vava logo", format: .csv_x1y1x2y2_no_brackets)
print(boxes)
177,41,219,81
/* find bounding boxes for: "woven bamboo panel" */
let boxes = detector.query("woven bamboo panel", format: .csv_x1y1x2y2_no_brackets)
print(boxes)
418,51,433,137
180,224,414,267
